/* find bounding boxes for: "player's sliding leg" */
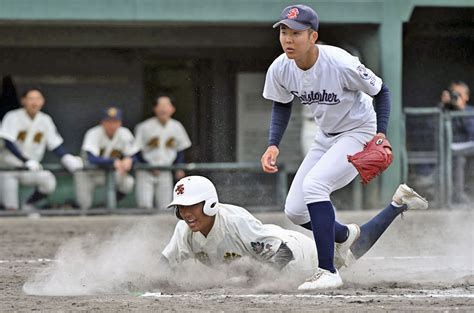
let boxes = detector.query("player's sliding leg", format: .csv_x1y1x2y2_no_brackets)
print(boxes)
336,184,428,267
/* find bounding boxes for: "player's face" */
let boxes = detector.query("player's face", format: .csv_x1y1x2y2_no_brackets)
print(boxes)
101,119,122,138
154,97,176,124
22,90,45,116
178,202,215,236
279,26,316,60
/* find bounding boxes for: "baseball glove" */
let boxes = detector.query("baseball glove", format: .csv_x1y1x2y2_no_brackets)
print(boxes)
347,135,393,184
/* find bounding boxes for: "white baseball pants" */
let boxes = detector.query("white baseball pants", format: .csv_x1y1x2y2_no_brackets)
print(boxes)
285,120,376,225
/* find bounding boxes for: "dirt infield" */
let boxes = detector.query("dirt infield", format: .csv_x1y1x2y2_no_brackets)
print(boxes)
1,209,473,312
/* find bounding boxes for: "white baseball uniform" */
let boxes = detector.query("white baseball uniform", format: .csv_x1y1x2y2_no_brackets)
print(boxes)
300,106,319,156
134,118,191,210
162,203,318,278
0,109,62,209
74,125,139,209
263,45,382,224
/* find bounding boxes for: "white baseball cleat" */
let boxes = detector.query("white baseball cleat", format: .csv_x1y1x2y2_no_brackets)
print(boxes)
297,268,343,290
392,184,429,210
334,223,360,269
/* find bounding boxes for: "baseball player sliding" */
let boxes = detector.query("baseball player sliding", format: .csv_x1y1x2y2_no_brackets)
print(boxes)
0,88,83,211
134,95,191,210
74,107,139,210
160,176,428,285
260,5,394,289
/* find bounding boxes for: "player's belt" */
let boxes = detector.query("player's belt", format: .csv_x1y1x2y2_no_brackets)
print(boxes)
325,131,343,136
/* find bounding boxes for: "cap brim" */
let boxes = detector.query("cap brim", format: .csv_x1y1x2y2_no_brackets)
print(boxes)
272,19,310,31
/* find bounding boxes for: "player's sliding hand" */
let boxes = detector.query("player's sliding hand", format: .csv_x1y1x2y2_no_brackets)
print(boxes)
261,145,280,173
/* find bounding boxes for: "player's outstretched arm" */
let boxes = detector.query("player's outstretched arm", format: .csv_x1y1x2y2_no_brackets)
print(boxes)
261,101,292,173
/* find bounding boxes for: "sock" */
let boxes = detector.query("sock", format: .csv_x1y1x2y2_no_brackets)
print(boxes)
26,189,47,204
334,222,349,243
351,203,406,259
300,222,312,230
301,221,348,243
308,201,336,273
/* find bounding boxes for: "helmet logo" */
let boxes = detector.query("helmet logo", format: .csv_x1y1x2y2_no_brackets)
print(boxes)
287,8,299,19
175,184,185,195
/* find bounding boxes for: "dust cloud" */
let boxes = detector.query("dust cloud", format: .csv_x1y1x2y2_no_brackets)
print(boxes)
22,220,301,296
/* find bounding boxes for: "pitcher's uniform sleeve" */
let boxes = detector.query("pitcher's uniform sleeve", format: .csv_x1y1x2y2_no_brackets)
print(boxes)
263,59,294,103
341,57,382,96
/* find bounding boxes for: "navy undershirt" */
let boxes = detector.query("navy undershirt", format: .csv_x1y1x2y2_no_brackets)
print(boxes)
373,83,391,134
4,139,27,162
268,101,292,147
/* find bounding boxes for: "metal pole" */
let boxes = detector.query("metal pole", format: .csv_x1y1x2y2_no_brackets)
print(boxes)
445,114,453,208
438,110,446,206
105,168,117,211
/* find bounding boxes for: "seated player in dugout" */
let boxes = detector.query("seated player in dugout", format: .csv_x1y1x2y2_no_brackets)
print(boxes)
74,107,141,210
0,88,83,211
134,95,191,210
159,176,428,288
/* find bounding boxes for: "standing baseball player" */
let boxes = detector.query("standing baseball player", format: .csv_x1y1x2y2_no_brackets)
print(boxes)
134,95,191,210
161,176,428,281
260,5,392,289
0,88,83,211
74,107,138,210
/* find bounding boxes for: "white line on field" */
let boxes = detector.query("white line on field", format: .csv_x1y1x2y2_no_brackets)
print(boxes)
365,256,470,260
0,258,54,264
141,293,474,299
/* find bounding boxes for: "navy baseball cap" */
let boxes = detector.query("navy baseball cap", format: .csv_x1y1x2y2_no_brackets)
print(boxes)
273,4,319,31
102,107,122,120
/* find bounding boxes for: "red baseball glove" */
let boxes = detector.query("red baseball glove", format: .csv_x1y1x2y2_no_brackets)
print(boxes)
347,135,393,184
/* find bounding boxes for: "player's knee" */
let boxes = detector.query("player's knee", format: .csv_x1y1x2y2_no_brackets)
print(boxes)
38,172,56,194
301,176,331,202
284,204,310,225
118,175,134,194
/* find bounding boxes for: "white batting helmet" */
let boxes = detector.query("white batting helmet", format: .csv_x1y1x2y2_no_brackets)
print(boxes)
168,176,219,219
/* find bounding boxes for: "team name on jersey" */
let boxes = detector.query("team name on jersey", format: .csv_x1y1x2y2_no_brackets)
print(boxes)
290,89,341,105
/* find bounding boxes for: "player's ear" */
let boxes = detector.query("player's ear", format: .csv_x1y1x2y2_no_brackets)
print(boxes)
311,31,318,44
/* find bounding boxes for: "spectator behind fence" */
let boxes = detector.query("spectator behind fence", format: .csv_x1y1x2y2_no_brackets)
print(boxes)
440,81,474,204
0,88,83,211
74,107,139,210
134,95,191,210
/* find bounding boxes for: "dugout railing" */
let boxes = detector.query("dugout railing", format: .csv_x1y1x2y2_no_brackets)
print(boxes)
403,107,474,207
0,162,288,216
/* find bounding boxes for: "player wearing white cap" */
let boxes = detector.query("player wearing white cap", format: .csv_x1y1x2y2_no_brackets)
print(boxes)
134,95,191,210
0,88,83,211
162,176,318,278
260,4,394,289
161,176,428,283
74,107,139,210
